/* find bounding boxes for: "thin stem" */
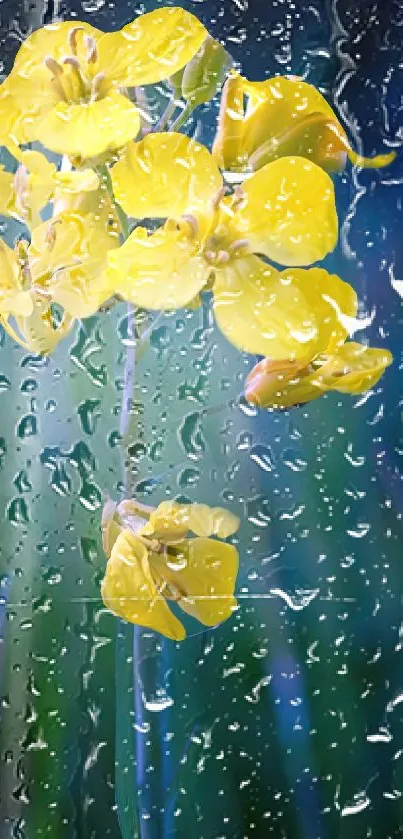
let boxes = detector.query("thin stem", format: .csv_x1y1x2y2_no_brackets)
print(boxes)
169,101,196,133
153,96,178,133
96,164,130,241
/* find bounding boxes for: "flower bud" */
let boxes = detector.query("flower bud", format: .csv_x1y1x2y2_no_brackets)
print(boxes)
181,36,231,107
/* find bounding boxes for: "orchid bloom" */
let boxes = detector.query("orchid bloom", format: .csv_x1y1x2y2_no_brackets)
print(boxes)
212,73,396,174
107,132,341,360
101,497,240,641
245,283,393,410
0,9,207,158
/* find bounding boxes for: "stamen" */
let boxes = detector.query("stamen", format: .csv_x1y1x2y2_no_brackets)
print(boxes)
232,185,246,209
68,26,84,55
15,238,30,262
228,238,249,253
15,239,32,289
62,56,87,98
44,55,63,76
44,56,67,102
180,213,199,239
204,250,216,263
216,250,230,264
84,34,98,64
45,220,61,250
212,185,226,211
90,71,106,102
63,55,81,71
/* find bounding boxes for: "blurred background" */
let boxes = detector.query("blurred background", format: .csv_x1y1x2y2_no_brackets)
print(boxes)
0,0,402,837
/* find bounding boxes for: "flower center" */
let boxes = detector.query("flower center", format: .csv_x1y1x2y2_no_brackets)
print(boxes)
44,27,109,105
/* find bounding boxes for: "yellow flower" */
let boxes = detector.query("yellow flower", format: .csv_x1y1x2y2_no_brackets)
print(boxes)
212,73,396,174
101,497,240,640
0,234,74,354
107,133,340,359
0,210,118,353
245,328,393,410
6,147,100,229
0,8,207,158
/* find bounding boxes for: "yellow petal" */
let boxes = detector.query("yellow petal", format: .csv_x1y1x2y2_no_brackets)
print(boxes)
141,501,189,543
98,7,207,87
0,242,32,317
35,92,141,158
14,300,74,355
282,267,358,354
29,211,118,318
178,503,240,538
101,530,186,640
101,499,122,558
11,20,102,78
233,156,338,266
245,342,392,409
142,500,240,543
211,73,246,170
213,256,320,360
54,168,99,194
0,166,16,216
153,537,238,628
107,225,208,310
248,112,349,174
324,342,393,395
1,69,61,146
111,133,222,219
225,74,395,172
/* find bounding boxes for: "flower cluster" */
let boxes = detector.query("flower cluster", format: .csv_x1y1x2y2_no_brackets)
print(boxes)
0,7,395,636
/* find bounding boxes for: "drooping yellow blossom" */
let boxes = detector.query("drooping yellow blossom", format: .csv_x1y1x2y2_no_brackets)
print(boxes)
212,73,396,174
0,8,207,158
245,305,392,411
107,133,340,359
0,234,74,354
101,497,240,640
0,210,118,353
4,148,100,229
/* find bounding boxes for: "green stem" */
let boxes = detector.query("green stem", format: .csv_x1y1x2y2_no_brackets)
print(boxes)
169,101,196,132
97,164,130,241
154,96,178,132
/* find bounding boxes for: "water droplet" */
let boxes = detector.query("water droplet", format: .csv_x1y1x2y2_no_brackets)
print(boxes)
142,691,174,712
7,497,29,526
70,323,107,387
178,467,200,488
250,444,275,472
282,449,307,472
20,378,37,393
246,495,271,527
79,479,102,512
0,374,11,391
17,414,37,439
78,399,101,435
14,470,32,493
270,587,319,611
178,412,206,461
151,325,171,351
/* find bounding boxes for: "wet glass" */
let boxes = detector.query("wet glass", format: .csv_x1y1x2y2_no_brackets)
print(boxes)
0,1,402,838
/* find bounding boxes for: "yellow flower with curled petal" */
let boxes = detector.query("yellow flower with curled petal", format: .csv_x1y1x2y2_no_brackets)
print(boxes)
212,73,396,174
0,210,118,353
244,284,393,410
107,133,341,360
0,235,74,354
0,8,207,159
7,148,100,229
101,497,240,640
